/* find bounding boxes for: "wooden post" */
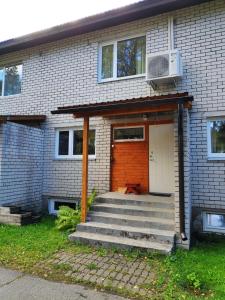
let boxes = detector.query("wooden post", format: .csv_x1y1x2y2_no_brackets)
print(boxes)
81,116,89,222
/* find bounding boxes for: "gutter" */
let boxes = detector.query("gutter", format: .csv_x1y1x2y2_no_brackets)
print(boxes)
0,0,211,55
178,103,187,241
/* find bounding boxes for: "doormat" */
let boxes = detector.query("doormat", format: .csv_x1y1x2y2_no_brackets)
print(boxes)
149,192,172,197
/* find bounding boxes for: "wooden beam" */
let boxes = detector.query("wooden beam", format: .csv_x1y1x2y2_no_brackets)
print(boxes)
73,102,192,118
81,116,89,223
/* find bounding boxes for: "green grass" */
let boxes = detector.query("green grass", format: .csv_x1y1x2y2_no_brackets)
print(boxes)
0,217,225,299
0,217,69,270
158,239,225,299
86,262,99,271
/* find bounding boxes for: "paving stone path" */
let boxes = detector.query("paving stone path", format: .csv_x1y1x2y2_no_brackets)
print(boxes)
41,250,155,298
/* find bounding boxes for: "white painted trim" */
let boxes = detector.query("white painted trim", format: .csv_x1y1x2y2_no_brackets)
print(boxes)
113,125,145,142
207,118,225,160
55,127,96,159
98,34,146,83
204,111,225,118
48,199,78,215
203,211,225,233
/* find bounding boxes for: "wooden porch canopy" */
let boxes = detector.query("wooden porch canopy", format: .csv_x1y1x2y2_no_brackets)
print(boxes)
0,115,46,125
51,92,193,240
51,92,193,118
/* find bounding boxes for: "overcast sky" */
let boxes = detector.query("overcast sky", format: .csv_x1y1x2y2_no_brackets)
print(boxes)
0,0,138,42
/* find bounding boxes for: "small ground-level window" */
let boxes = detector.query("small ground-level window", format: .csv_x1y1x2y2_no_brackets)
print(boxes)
207,119,225,159
48,199,78,215
203,212,225,233
113,126,145,142
55,128,96,159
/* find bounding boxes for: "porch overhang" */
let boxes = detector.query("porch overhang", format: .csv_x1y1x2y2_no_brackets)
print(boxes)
51,93,192,240
0,115,46,125
51,93,193,118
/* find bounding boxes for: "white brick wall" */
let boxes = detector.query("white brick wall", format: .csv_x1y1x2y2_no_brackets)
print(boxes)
0,123,44,212
0,0,224,241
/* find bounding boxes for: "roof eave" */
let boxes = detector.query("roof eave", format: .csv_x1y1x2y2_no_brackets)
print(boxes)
0,0,211,55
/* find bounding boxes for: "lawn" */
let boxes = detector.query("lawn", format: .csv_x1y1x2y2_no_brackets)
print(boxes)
0,217,224,300
0,217,69,270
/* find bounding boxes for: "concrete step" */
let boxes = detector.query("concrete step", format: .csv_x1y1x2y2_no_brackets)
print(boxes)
96,194,174,209
69,231,173,254
88,212,175,231
77,222,175,244
91,203,174,219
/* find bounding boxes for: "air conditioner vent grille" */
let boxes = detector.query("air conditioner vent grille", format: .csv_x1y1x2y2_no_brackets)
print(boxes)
148,54,169,78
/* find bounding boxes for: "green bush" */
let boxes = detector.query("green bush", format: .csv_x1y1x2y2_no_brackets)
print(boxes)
55,206,81,232
55,189,97,232
88,189,97,209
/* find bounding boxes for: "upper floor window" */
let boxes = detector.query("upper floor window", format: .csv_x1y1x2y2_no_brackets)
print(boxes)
207,119,225,159
99,35,146,82
0,64,22,96
55,128,96,159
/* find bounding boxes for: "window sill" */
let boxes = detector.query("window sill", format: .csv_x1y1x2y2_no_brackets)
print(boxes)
0,93,21,99
54,156,96,161
207,156,225,161
98,74,145,84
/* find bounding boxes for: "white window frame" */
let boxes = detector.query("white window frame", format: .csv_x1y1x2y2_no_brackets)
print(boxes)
48,199,78,215
0,63,23,97
55,127,96,160
98,34,146,83
113,125,145,142
207,118,225,160
203,211,225,233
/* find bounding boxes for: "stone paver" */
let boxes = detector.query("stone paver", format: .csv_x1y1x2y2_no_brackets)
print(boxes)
38,250,154,298
0,267,127,300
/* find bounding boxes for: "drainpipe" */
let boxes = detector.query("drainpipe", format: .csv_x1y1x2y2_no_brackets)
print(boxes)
168,16,174,51
178,103,187,241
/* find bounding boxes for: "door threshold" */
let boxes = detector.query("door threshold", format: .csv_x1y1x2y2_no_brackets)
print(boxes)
149,192,172,197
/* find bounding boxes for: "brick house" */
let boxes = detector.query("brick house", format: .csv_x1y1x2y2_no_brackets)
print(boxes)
0,0,224,251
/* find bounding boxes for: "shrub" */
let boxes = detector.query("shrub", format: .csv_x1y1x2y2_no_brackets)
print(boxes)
55,189,97,232
88,189,97,209
55,206,81,232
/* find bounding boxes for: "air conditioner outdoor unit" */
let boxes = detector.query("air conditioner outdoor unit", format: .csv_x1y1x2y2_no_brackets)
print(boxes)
146,50,182,87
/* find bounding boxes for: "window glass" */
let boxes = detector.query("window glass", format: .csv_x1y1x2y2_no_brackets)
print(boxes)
101,44,113,79
207,213,225,229
4,65,22,96
210,120,225,153
117,36,146,78
0,69,3,96
58,131,69,155
114,127,144,141
73,129,95,155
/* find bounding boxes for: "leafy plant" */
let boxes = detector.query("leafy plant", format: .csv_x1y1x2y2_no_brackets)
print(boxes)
55,206,81,232
186,272,201,290
87,188,97,209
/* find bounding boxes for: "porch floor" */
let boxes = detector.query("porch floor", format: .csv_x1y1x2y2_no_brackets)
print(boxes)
69,192,175,254
98,192,174,202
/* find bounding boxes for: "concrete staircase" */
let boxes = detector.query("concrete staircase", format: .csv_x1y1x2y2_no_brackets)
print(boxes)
69,192,175,254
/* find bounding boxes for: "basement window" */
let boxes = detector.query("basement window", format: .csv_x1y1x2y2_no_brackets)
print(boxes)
113,126,145,142
48,199,78,215
203,212,225,233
